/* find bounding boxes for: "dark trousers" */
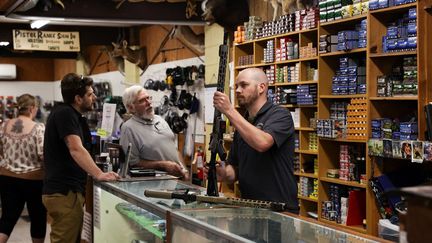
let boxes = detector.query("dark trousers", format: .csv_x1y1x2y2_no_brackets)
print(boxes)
0,175,47,238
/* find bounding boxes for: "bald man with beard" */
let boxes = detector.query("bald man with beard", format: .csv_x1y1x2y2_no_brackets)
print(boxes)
208,68,299,213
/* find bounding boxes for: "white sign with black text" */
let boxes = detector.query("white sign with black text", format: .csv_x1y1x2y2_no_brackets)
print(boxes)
12,29,80,52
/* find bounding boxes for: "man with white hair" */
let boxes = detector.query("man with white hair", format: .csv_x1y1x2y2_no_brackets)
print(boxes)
120,85,188,178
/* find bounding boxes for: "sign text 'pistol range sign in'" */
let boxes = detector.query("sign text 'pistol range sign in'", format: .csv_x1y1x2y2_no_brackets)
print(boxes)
13,29,80,52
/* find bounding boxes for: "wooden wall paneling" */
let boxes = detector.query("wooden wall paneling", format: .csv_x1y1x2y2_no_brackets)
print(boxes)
0,57,54,81
85,45,118,75
139,25,201,66
53,59,76,80
249,0,274,22
0,0,15,10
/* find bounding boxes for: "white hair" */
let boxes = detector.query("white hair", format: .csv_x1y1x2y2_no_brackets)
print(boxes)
122,85,144,113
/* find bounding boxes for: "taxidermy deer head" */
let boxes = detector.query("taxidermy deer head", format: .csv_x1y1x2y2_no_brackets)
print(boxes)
265,0,316,21
110,40,147,70
201,0,249,31
170,26,204,55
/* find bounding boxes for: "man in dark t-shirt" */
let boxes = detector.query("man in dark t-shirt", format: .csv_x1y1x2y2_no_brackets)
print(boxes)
209,68,299,213
42,73,119,243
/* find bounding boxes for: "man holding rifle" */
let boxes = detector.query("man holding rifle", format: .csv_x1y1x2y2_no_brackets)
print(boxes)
206,68,299,213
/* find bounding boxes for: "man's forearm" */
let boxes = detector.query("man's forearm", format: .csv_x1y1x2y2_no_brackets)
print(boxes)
70,147,103,179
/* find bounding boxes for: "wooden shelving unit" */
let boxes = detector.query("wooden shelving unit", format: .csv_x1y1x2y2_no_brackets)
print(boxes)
232,1,431,236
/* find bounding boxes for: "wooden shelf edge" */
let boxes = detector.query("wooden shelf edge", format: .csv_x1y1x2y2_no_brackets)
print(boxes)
320,48,366,57
369,96,418,101
320,14,367,27
275,56,317,65
242,28,319,43
320,177,367,188
369,2,418,14
369,50,417,57
270,80,318,86
320,94,367,99
295,127,316,131
298,195,318,202
298,172,318,178
320,219,367,234
297,150,318,155
319,137,367,143
280,104,317,108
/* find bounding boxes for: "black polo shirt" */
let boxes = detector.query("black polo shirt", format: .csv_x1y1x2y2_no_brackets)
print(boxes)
43,104,91,195
228,101,299,212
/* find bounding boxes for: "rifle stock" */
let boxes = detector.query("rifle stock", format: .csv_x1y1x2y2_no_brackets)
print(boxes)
144,190,291,212
207,31,229,197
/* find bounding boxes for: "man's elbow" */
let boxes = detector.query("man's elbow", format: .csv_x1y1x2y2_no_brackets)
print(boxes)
255,141,273,153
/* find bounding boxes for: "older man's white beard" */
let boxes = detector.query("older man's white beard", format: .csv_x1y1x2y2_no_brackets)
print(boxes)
140,110,154,120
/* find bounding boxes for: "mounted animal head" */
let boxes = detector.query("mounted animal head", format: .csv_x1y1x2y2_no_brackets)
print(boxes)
265,0,317,21
110,40,147,70
170,26,204,55
201,0,249,32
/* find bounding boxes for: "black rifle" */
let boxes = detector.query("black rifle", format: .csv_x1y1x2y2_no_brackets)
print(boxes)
144,189,294,212
207,31,229,196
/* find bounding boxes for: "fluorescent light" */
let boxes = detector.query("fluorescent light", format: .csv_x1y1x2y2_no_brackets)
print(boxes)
30,20,50,29
0,41,9,46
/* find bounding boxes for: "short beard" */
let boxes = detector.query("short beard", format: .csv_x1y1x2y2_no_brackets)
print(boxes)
238,86,259,108
140,110,154,120
81,103,94,113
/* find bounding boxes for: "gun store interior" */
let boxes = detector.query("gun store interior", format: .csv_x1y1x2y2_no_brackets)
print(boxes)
0,0,431,242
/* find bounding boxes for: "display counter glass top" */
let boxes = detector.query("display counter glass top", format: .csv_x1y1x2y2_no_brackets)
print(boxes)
169,207,379,243
96,179,210,214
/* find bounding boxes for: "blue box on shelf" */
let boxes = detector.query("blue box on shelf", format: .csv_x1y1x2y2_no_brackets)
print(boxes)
400,133,417,140
407,36,417,49
400,122,418,133
378,0,389,9
409,8,417,20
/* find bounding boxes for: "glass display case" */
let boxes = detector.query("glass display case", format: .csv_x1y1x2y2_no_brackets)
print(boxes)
93,179,207,243
168,207,380,243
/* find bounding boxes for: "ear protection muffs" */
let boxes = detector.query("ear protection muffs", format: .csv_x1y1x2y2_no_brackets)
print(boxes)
172,113,188,134
172,66,185,86
165,110,188,134
184,66,195,86
197,64,205,79
158,95,170,115
169,88,178,106
153,80,160,91
144,79,154,90
178,90,193,110
190,65,198,85
189,94,199,114
159,80,167,91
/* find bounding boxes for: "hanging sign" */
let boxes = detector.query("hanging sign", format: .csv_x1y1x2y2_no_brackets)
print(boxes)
12,29,80,52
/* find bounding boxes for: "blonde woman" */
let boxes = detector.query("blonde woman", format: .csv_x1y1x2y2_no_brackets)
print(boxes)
0,94,46,243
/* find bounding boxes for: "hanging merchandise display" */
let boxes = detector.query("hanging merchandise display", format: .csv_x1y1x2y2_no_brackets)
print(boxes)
5,96,16,119
0,96,4,124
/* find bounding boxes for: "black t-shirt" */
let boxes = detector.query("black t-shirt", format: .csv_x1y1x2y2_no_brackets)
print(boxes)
43,104,91,195
228,101,299,212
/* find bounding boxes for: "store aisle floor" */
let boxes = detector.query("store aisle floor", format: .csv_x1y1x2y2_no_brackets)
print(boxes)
8,216,51,243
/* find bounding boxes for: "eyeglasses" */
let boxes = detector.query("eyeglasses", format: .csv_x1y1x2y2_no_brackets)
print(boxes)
135,95,153,104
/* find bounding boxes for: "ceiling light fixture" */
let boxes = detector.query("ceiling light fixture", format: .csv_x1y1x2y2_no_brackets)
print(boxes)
0,41,10,46
30,20,50,29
